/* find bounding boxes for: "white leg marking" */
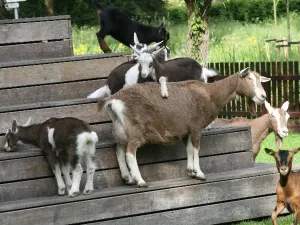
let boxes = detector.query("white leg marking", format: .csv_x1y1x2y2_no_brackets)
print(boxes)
47,127,56,149
159,76,168,98
116,144,134,184
53,163,66,195
68,163,83,197
193,147,205,180
61,164,72,191
84,154,97,195
186,135,194,177
87,85,111,99
126,152,146,187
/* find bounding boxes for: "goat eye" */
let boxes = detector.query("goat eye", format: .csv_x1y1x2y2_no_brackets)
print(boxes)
149,63,153,67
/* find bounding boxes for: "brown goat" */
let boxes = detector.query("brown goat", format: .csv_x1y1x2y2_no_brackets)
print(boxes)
214,101,290,160
265,147,300,225
99,68,270,187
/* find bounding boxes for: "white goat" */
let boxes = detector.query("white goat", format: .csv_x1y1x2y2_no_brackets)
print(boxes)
98,68,270,187
214,101,290,160
4,117,98,197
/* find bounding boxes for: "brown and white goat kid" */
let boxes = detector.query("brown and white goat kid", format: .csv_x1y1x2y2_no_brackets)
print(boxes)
4,117,98,197
214,101,290,160
98,68,270,187
265,147,300,225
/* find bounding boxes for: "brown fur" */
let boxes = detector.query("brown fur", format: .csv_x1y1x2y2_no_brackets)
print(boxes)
265,148,300,225
99,70,267,186
215,105,289,160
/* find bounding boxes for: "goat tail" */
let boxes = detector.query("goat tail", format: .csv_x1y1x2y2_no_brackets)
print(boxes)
87,85,111,99
91,0,103,9
76,132,98,156
202,67,219,78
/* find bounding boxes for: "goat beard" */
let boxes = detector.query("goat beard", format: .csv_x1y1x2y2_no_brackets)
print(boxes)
247,98,257,116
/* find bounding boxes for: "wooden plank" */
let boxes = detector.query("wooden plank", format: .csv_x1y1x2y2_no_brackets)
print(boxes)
0,151,254,202
0,129,252,182
0,57,127,88
0,172,278,224
0,16,71,25
295,62,299,112
0,163,281,212
0,80,105,106
0,102,110,135
0,20,71,44
92,195,280,225
0,40,73,63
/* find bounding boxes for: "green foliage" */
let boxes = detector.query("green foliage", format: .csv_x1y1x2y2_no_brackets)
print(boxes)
15,0,166,26
167,6,187,24
209,0,300,23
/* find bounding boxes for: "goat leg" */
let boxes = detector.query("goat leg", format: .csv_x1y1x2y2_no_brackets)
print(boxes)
271,202,285,225
98,38,112,53
84,155,97,195
69,163,83,197
116,143,135,185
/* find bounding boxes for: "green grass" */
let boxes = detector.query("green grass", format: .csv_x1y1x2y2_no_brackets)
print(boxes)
73,13,300,62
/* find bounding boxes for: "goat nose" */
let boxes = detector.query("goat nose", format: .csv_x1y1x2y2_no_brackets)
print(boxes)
261,93,266,100
283,129,289,134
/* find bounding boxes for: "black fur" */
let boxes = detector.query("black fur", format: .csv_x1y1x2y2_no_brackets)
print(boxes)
91,0,169,47
278,150,289,166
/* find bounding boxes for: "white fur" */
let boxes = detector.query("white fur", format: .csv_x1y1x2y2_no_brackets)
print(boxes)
87,85,111,99
84,155,97,195
186,135,194,176
281,101,289,111
201,67,218,83
47,127,56,149
116,144,134,184
138,53,155,78
53,163,66,195
193,147,205,180
76,131,98,156
107,99,126,126
68,163,83,197
124,63,140,87
23,117,31,127
159,76,169,97
61,164,72,191
249,72,266,104
126,152,146,186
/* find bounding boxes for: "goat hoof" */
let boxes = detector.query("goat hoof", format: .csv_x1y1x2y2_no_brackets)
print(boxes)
195,173,206,181
83,189,94,195
124,176,135,185
187,168,196,177
68,191,79,198
138,182,148,188
58,187,66,195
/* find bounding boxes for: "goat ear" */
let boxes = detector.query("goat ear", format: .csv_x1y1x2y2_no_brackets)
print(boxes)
133,32,139,45
23,117,31,127
159,23,166,29
240,67,250,77
152,46,165,56
12,119,17,133
281,101,289,111
148,40,164,52
248,99,257,116
291,147,300,155
264,101,274,114
260,76,271,83
265,148,276,156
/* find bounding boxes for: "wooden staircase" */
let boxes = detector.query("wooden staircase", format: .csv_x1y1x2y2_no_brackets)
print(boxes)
0,16,288,225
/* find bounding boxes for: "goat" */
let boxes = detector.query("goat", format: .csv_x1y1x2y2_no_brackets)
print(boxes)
131,33,171,62
98,68,270,187
214,101,290,160
3,117,98,197
131,47,219,97
265,147,300,225
91,0,170,53
87,41,166,99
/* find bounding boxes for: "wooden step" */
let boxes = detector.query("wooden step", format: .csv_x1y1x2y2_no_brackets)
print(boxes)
0,164,290,225
0,126,252,202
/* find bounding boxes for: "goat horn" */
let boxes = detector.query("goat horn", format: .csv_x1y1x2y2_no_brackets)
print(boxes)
23,117,32,127
130,44,141,56
133,33,139,45
152,46,165,56
148,40,165,52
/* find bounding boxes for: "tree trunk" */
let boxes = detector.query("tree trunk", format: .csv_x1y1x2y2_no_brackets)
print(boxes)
45,0,54,16
185,0,212,65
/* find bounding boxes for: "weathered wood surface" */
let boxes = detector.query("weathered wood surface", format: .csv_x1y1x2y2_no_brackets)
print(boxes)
0,56,128,88
0,80,105,106
0,40,73,63
89,196,280,225
0,20,71,44
0,151,253,202
0,15,71,25
0,126,251,158
0,165,281,225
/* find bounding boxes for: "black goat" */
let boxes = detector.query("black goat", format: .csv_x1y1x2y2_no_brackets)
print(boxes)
91,0,170,53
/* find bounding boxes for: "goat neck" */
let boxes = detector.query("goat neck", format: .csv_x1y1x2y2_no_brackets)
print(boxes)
18,124,42,147
152,57,165,79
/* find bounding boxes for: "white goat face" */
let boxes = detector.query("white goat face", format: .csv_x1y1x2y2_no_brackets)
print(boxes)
239,68,270,104
265,101,290,138
138,53,154,79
